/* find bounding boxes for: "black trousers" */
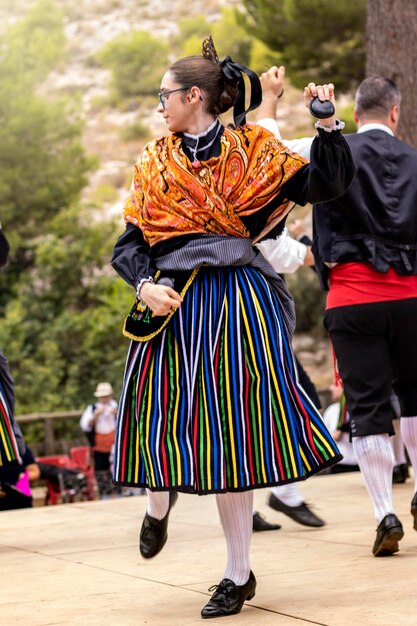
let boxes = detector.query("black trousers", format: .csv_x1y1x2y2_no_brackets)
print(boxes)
93,451,111,472
324,298,417,437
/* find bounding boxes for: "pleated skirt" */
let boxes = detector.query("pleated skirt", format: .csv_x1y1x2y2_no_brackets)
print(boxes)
0,380,20,467
113,265,342,493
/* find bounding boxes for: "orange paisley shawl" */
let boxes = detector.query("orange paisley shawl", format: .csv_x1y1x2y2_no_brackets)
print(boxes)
123,124,307,246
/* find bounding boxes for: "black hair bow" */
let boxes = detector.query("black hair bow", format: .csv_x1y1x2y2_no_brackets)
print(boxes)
220,56,262,126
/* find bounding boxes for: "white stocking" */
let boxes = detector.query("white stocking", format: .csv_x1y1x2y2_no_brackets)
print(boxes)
270,483,303,507
391,419,407,466
146,490,169,520
352,434,394,523
400,416,417,492
216,491,253,586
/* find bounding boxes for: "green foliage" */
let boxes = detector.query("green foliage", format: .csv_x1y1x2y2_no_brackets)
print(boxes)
339,103,357,135
239,0,366,91
0,2,134,418
176,15,210,47
96,30,169,100
0,0,91,268
120,121,150,142
248,38,277,74
211,8,252,66
0,209,133,414
88,184,120,207
0,0,66,85
0,94,91,242
182,35,206,57
177,8,273,70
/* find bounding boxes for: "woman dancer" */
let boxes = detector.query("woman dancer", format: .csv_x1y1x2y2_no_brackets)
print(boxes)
111,38,355,619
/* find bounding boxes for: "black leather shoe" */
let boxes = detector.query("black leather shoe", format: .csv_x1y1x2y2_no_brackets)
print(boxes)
393,463,409,484
201,570,256,619
252,511,281,532
372,513,404,556
268,493,325,527
139,491,178,559
411,493,417,531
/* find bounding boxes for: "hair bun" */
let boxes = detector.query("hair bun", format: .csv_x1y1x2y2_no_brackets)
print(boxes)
202,36,219,63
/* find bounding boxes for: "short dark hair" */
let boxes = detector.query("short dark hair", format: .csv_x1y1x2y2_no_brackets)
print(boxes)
355,76,401,119
168,56,238,117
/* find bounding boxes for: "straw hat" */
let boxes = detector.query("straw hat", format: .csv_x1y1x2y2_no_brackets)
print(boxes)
94,382,114,398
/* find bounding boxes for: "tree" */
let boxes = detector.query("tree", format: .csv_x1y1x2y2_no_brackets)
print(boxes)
239,0,366,90
179,9,253,63
176,15,210,48
0,1,133,418
178,8,273,75
0,0,66,84
96,31,169,101
0,206,133,414
366,0,417,147
0,0,91,299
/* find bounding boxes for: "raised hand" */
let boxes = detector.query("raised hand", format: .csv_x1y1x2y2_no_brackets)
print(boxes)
260,65,286,101
303,82,336,125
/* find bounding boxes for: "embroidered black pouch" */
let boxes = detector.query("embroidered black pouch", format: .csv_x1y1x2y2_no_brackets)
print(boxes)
123,268,199,342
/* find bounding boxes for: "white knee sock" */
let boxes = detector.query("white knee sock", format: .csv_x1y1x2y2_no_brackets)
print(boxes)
216,491,253,586
352,434,394,523
146,490,169,520
270,483,303,507
391,419,407,465
400,416,417,492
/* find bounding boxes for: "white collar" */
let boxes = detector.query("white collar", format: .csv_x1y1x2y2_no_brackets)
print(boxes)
357,123,394,136
183,118,219,140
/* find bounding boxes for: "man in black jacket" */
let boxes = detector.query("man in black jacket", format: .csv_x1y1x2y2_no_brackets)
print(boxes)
257,70,417,557
315,77,417,557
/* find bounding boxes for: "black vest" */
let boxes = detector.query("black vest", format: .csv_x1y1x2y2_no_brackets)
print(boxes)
313,129,417,289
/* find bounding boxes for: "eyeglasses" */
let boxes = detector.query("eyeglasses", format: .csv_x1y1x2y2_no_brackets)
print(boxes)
158,87,191,109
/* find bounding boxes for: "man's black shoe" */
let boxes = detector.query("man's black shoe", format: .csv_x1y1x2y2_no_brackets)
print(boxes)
372,513,404,556
392,463,409,484
201,570,256,619
139,491,178,559
411,492,417,531
268,493,325,527
252,511,281,532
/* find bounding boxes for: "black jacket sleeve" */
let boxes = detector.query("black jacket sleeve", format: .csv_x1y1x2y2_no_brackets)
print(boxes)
281,129,357,206
111,223,154,288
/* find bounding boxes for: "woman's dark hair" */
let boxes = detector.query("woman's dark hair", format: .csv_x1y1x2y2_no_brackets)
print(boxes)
168,37,261,125
168,55,238,117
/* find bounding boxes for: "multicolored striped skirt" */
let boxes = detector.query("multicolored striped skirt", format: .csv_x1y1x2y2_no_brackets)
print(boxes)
113,265,342,493
0,377,21,467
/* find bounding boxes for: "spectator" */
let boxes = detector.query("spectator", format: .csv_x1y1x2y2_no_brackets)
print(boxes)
80,382,117,497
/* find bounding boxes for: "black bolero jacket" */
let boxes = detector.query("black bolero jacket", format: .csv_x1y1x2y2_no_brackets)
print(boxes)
313,129,417,289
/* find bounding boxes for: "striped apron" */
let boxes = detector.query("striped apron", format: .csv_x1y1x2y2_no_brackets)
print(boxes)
113,237,341,492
